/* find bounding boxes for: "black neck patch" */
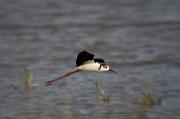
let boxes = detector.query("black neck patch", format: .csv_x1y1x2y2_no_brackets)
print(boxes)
94,58,105,63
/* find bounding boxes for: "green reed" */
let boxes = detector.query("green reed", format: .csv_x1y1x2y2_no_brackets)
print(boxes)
96,82,110,102
138,89,161,108
19,67,33,92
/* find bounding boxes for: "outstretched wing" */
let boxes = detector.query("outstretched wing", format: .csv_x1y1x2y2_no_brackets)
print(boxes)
76,50,94,66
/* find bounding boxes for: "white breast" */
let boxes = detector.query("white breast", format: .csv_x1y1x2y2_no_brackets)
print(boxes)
78,62,100,72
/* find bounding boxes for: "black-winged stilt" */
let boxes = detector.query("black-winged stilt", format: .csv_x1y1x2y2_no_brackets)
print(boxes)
45,50,117,85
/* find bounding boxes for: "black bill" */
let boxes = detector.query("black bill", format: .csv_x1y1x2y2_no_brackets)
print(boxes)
109,69,118,75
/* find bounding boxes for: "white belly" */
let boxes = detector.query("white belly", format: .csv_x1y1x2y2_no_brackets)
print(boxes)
78,62,100,72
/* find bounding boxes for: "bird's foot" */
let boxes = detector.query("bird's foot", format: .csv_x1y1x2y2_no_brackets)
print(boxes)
45,81,52,85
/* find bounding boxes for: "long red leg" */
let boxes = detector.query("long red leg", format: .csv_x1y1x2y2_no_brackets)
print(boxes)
45,68,80,85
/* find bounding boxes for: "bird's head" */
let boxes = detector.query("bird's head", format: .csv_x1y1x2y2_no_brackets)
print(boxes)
99,64,118,74
99,64,110,72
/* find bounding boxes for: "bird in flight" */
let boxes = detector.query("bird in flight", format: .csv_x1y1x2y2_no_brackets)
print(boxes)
45,50,117,85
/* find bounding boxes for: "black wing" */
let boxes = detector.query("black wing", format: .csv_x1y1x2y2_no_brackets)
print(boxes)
76,51,94,66
94,58,105,63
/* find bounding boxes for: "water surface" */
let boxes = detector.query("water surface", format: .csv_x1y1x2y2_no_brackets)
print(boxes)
0,0,180,119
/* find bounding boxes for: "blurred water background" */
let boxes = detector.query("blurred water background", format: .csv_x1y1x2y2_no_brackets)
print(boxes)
0,0,180,119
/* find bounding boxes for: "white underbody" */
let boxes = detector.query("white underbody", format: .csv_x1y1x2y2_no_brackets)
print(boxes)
77,62,101,72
